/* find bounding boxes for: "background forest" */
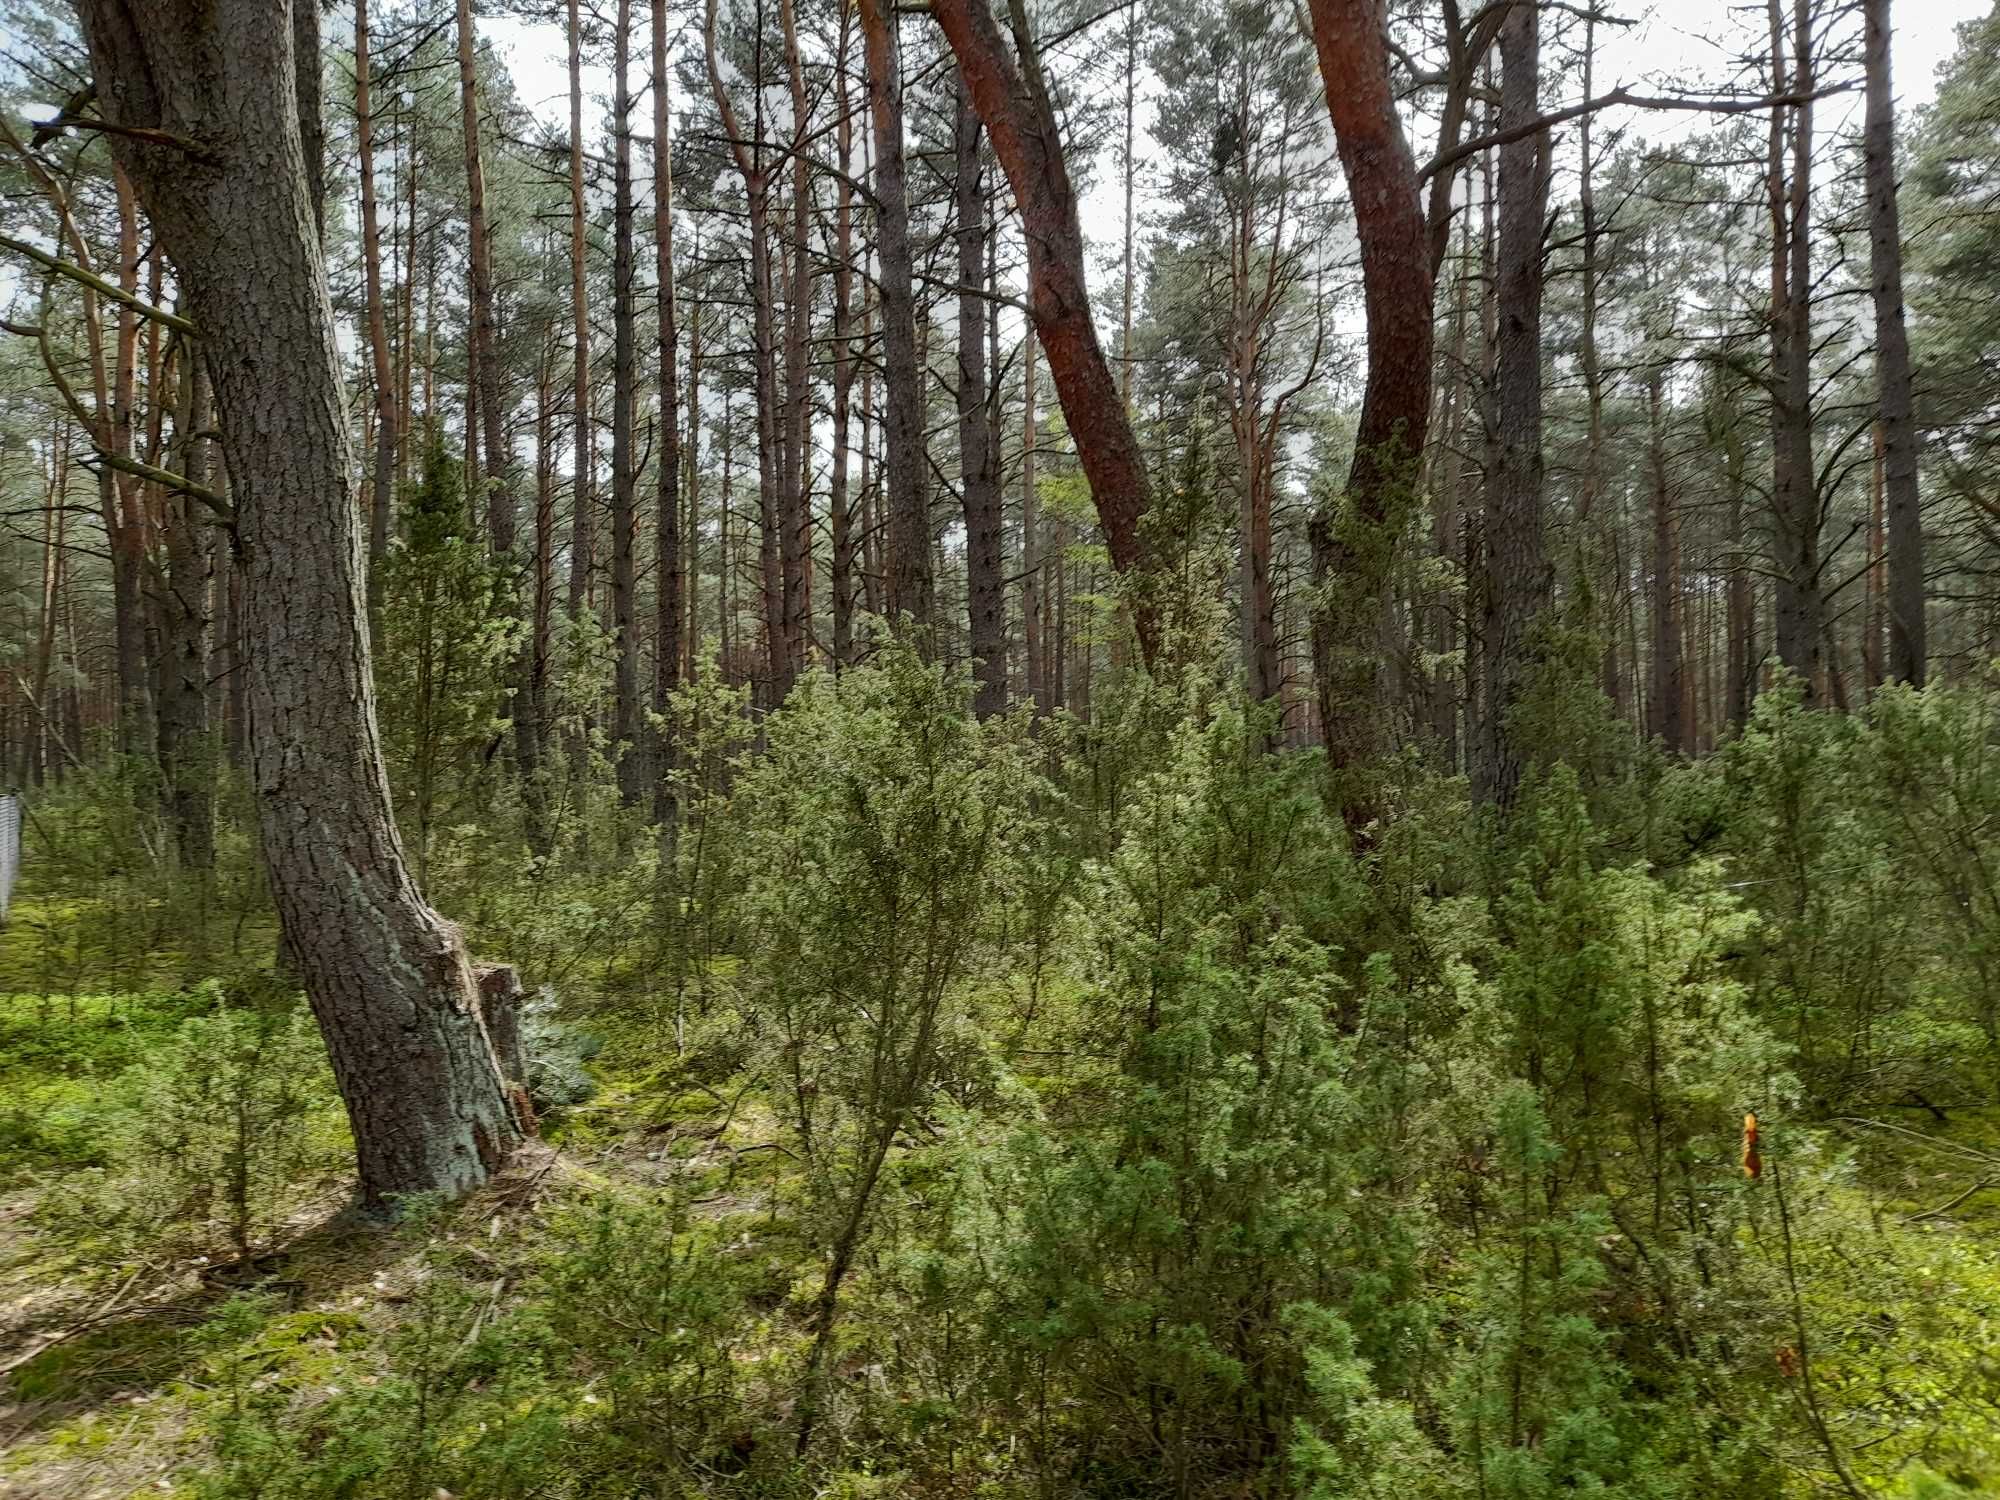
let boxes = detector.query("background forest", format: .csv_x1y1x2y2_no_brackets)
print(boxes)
3,0,2000,1494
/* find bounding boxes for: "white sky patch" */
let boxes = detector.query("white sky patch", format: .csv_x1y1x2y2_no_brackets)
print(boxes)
487,0,1985,258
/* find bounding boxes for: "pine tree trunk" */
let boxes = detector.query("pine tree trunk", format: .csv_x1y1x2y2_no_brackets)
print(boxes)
859,0,933,637
1472,0,1551,805
956,80,1005,716
1769,0,1824,697
933,0,1156,664
109,172,156,759
1021,326,1044,713
686,284,703,682
566,0,594,622
534,333,556,732
780,0,813,679
1721,399,1756,731
704,0,788,701
1120,14,1137,407
1646,365,1687,753
653,0,683,822
830,16,858,671
1863,0,1924,685
158,351,215,870
356,0,397,647
610,0,644,806
1302,0,1434,829
75,0,527,1205
456,0,512,557
33,433,63,783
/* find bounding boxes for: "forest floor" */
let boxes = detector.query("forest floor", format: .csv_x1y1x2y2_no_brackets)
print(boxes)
0,924,798,1499
4,900,2000,1497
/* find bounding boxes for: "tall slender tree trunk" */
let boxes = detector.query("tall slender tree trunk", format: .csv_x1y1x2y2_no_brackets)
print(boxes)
1865,426,1886,690
780,0,813,676
1021,326,1044,712
860,0,932,635
721,390,736,676
1120,12,1137,408
33,431,63,782
76,0,527,1204
704,0,788,701
1725,414,1756,731
1472,0,1551,806
398,110,417,483
456,0,543,815
860,291,881,619
653,0,683,822
611,0,644,805
566,0,594,622
531,328,555,821
1230,153,1281,708
1863,0,1924,685
1768,0,1823,697
933,0,1157,664
109,171,155,758
455,0,512,559
830,16,858,670
956,80,1005,715
356,0,397,646
1576,8,1616,708
1302,0,1433,829
1646,363,1686,753
685,281,703,680
1431,252,1472,765
159,349,215,870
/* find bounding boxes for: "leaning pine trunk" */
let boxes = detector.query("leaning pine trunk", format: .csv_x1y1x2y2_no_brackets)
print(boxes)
932,0,1156,666
73,0,527,1206
1302,0,1434,831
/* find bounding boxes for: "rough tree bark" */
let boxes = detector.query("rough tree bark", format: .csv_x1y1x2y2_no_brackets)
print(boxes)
1021,325,1045,711
566,0,594,621
956,79,1005,716
652,0,683,820
932,0,1157,667
830,13,858,669
1646,360,1687,753
859,0,933,636
455,0,545,821
1768,0,1823,697
1302,0,1434,829
1863,0,1924,686
355,0,397,647
159,347,214,870
109,173,156,759
610,0,643,805
73,0,528,1204
780,0,813,677
1472,0,1553,805
704,0,790,700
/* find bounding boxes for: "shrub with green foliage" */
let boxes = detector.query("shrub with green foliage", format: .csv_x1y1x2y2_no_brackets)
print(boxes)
33,982,348,1264
375,434,521,886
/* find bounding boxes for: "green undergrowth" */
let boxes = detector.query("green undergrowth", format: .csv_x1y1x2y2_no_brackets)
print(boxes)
0,985,238,1182
6,1044,1996,1500
9,668,2000,1497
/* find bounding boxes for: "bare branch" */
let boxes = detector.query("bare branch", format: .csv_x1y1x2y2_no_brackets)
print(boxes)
0,231,197,334
1421,81,1861,181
